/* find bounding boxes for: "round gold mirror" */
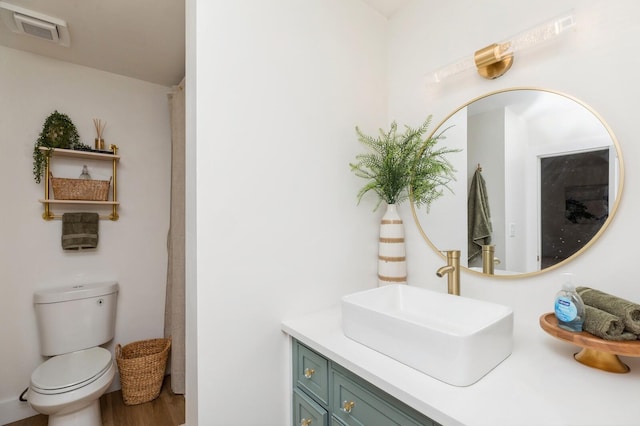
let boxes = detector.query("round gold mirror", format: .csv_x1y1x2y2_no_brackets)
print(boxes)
411,88,624,278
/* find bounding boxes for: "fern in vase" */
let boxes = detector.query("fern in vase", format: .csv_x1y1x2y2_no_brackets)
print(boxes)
349,116,460,211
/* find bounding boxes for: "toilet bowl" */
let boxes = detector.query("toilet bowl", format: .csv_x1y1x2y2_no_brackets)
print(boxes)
27,347,115,426
28,281,119,426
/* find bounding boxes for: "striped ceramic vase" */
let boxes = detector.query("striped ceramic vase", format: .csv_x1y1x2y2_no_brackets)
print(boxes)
378,203,407,286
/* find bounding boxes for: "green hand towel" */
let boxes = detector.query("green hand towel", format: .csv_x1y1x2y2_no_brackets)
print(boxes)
577,287,640,334
583,305,637,341
62,212,99,250
467,169,492,262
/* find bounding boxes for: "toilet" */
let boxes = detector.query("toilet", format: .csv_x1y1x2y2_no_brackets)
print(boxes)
27,281,119,426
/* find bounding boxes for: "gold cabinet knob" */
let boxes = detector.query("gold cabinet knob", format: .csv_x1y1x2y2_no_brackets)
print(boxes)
342,400,355,413
303,368,315,379
300,418,312,426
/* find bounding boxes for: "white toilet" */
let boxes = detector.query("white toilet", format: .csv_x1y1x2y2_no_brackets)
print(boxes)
27,281,119,426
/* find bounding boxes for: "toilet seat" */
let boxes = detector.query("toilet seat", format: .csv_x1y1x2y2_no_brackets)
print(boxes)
31,347,113,395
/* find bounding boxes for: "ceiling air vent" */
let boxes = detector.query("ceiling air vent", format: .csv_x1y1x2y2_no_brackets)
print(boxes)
14,12,59,42
0,1,70,47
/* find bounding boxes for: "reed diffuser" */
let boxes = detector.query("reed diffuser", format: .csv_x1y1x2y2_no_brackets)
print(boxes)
93,118,107,150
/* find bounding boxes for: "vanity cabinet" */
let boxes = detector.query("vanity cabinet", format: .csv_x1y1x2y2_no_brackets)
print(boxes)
292,339,441,426
38,147,120,220
293,388,329,426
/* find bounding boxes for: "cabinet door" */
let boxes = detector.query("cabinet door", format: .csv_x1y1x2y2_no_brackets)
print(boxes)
330,415,348,426
294,341,329,406
331,368,435,426
293,388,328,426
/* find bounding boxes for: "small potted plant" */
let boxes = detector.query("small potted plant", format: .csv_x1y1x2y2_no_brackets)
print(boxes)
32,111,90,183
349,115,459,285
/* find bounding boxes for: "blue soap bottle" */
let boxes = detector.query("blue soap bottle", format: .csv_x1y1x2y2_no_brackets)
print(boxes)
554,273,585,332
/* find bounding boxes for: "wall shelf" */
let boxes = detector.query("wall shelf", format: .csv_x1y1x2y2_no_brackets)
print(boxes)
39,200,120,205
38,146,120,221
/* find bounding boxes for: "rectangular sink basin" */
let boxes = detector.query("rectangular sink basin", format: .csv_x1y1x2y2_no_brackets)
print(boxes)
341,285,513,386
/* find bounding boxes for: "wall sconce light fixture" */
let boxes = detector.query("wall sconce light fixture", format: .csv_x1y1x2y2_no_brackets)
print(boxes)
426,11,575,85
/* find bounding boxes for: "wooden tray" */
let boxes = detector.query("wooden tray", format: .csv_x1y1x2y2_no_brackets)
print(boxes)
539,312,640,373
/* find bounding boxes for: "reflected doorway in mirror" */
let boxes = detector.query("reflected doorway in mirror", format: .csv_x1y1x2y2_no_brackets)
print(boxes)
540,149,610,269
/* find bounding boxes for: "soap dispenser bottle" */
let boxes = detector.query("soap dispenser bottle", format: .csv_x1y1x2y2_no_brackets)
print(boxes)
554,273,585,332
79,165,92,180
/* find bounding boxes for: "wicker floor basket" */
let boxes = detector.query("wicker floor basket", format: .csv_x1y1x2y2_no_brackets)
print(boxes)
115,337,171,405
50,173,111,201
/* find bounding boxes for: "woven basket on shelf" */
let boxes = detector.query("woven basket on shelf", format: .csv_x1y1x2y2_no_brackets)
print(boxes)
50,173,111,201
115,337,171,405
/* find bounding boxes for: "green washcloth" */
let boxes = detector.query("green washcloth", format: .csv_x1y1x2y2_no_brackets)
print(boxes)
583,305,637,341
577,287,640,334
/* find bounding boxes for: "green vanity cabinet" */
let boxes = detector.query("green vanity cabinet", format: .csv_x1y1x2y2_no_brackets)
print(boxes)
331,415,348,426
293,388,329,426
295,339,330,407
292,339,441,426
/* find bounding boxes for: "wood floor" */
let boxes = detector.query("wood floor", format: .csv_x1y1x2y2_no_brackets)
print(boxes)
5,376,184,426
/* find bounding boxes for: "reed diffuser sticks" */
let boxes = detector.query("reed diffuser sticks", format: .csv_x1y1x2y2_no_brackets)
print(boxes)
93,118,107,149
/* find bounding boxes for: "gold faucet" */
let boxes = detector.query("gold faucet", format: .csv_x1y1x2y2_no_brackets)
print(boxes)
436,250,460,295
482,245,495,275
481,244,501,275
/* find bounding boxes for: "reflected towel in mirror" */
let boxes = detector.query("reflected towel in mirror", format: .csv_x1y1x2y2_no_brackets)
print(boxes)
468,169,492,262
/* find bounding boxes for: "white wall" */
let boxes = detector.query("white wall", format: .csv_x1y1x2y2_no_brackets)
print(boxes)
191,0,387,424
503,107,528,272
0,47,172,424
390,0,640,324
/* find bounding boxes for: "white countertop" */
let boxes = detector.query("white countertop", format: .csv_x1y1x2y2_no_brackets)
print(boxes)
282,306,640,426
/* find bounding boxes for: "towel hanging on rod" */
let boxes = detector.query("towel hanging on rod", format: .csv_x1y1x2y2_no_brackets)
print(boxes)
61,212,99,250
468,169,492,262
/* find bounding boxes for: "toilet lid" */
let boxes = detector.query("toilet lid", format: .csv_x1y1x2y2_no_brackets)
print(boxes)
31,347,112,394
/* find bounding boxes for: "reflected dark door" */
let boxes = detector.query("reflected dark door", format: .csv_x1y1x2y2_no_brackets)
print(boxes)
540,149,609,269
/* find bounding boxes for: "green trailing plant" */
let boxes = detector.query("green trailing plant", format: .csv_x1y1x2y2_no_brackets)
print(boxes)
32,111,91,183
349,116,460,211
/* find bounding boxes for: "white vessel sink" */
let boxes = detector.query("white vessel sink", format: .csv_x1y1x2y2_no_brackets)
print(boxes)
341,285,513,386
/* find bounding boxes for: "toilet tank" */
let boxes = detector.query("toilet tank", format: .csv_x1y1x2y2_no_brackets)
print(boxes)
34,281,119,356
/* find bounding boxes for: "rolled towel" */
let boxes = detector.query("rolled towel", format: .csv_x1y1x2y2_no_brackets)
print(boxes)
577,287,640,334
583,305,637,341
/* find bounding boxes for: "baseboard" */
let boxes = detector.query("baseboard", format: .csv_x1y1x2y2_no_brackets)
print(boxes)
0,398,38,425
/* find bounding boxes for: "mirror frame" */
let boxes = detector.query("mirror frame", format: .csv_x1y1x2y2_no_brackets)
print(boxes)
411,87,625,279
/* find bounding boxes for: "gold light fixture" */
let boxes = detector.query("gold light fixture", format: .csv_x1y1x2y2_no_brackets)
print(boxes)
474,43,514,80
426,11,575,84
